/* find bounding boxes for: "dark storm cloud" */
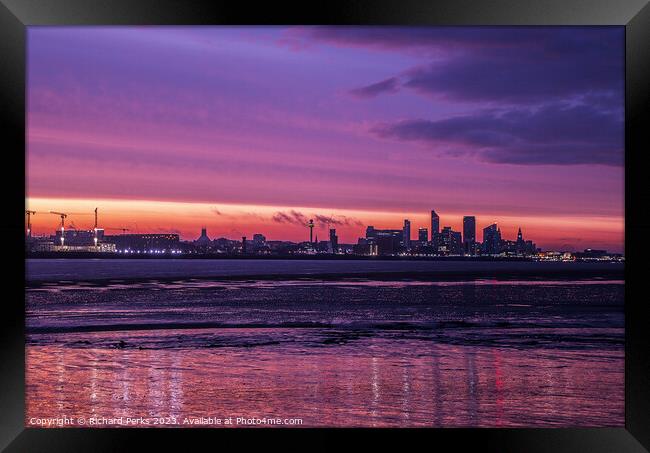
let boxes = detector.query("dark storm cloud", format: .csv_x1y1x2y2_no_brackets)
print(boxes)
371,103,623,166
308,27,624,166
402,54,622,104
349,77,400,98
300,26,622,63
304,27,622,105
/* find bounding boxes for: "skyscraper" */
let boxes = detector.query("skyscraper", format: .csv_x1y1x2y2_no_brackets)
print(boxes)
418,227,428,243
403,219,411,249
430,209,440,243
329,228,338,252
440,226,462,255
463,216,476,255
482,223,502,255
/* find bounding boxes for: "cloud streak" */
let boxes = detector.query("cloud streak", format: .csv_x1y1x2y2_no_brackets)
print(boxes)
272,211,363,228
272,210,308,225
349,77,400,99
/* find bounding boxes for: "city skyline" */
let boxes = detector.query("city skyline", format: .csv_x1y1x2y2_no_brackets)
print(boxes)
26,198,621,253
27,27,624,252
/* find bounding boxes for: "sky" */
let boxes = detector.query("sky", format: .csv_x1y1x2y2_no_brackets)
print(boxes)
26,26,625,252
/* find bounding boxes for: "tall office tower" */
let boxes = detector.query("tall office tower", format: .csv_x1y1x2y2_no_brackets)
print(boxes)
431,209,440,243
463,216,476,254
403,219,411,249
329,228,338,252
418,227,428,243
241,236,247,254
482,223,502,255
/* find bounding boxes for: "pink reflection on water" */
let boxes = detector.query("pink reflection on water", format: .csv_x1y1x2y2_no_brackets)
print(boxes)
25,333,624,428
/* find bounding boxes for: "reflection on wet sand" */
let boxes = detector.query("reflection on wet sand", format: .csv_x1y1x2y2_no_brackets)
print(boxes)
26,334,623,427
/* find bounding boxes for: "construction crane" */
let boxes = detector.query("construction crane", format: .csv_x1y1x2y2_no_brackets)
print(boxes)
49,211,68,245
25,210,36,238
93,208,99,245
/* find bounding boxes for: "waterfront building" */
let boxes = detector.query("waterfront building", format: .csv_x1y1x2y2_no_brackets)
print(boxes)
107,233,180,253
430,209,440,243
418,227,428,243
329,228,338,253
482,223,502,255
403,219,411,249
463,216,476,255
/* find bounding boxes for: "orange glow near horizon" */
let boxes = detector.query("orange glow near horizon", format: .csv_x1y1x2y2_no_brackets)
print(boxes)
26,197,624,252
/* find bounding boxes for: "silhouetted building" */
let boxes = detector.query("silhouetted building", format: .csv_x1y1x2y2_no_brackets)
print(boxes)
212,237,240,254
463,216,476,255
365,226,403,255
195,227,211,248
439,226,462,255
515,227,525,255
54,229,99,246
315,240,330,253
43,228,114,252
502,240,518,255
329,228,338,253
366,227,403,241
452,231,462,254
430,209,440,243
241,236,247,254
482,224,502,255
525,240,537,255
353,238,378,256
252,233,266,247
580,248,607,258
376,235,400,255
418,227,428,243
107,233,179,252
403,219,411,249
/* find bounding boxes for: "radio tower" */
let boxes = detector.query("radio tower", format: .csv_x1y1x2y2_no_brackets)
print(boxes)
307,219,314,243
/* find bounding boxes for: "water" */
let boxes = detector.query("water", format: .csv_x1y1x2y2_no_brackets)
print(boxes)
25,259,624,427
26,258,623,282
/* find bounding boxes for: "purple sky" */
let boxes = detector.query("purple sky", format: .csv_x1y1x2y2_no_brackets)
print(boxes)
27,26,624,251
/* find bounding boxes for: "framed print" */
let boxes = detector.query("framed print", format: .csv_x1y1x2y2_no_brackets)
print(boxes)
1,0,649,451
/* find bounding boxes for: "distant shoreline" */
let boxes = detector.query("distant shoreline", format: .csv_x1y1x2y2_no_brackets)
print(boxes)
25,251,622,262
26,265,624,287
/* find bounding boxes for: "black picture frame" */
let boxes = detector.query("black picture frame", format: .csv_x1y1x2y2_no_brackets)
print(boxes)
2,0,648,451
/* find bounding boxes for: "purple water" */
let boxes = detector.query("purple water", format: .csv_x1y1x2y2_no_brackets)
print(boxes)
25,259,624,427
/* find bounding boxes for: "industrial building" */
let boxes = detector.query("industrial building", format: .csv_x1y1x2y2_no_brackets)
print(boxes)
106,233,180,253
